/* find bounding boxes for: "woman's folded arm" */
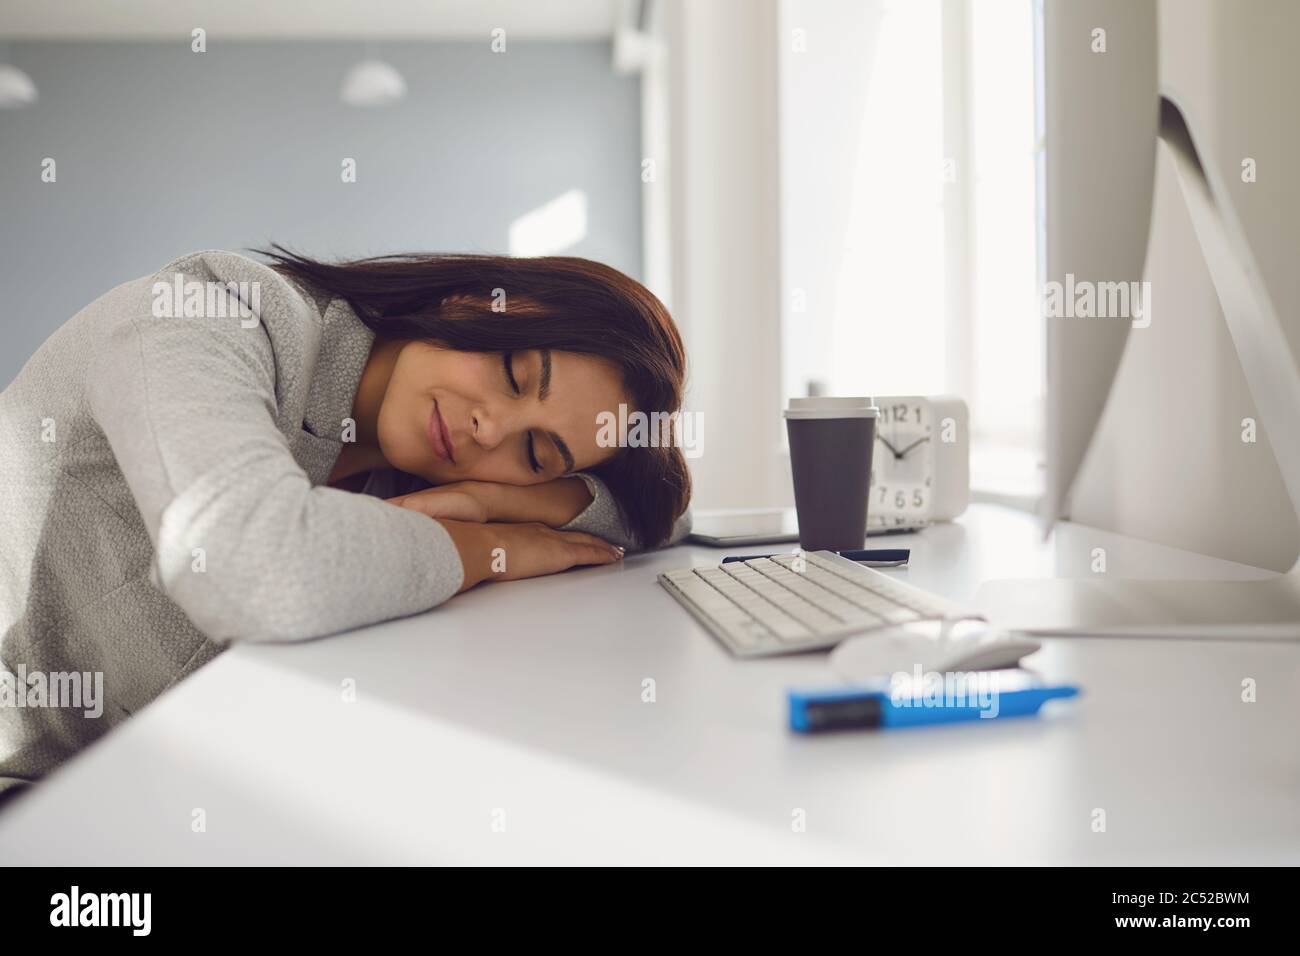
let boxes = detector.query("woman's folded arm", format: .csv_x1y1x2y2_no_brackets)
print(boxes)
86,267,464,645
389,474,692,552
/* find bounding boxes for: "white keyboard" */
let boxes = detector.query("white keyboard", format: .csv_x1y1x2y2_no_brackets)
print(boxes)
659,550,970,658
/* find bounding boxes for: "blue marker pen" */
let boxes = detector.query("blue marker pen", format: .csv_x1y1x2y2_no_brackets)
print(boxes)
788,671,1079,733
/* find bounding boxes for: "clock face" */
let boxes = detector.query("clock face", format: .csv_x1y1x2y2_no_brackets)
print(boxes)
870,398,934,527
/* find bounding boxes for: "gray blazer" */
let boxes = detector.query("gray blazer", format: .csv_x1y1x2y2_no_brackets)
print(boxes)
0,250,689,797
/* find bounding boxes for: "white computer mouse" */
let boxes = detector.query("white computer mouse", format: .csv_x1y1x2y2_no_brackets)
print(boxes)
830,619,1040,682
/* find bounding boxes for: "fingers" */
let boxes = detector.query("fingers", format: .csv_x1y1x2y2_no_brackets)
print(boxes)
430,493,489,523
551,529,624,566
394,491,488,523
446,523,623,589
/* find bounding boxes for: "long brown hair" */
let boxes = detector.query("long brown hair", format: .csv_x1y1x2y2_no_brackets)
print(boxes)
254,244,691,548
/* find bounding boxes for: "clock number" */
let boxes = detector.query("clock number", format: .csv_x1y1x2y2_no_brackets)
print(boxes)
894,490,906,509
913,489,924,508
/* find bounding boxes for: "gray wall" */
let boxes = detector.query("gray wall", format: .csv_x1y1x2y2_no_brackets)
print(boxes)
0,40,642,386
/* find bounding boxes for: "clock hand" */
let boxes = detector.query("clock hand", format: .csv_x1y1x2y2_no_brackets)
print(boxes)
877,435,902,457
897,436,931,457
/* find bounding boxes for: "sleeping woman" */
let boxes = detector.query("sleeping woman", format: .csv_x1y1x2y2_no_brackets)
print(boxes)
0,247,692,804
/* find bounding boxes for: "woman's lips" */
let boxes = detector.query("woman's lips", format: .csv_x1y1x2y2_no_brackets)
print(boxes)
427,400,456,463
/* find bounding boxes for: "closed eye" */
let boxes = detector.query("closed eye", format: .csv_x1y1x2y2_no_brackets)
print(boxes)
526,432,541,473
502,351,520,394
503,352,546,473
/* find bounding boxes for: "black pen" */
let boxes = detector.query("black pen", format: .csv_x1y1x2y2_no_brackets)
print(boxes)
721,548,910,568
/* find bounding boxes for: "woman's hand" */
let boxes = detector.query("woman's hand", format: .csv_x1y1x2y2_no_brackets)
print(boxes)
436,519,623,592
387,487,488,522
388,477,594,527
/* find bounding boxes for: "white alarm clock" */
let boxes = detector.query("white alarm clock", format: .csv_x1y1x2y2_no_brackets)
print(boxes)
869,395,969,528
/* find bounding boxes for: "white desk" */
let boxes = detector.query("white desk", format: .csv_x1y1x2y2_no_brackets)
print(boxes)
2,504,1297,864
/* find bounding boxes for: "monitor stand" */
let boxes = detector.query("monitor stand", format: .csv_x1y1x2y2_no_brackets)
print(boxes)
977,574,1300,639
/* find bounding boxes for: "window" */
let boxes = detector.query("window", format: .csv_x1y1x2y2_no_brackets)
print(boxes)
778,0,1040,499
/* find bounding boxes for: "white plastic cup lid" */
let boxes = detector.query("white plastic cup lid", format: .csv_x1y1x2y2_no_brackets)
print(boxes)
784,396,879,420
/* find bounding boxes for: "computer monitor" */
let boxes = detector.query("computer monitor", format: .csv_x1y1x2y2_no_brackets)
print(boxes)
979,0,1300,637
1037,0,1157,530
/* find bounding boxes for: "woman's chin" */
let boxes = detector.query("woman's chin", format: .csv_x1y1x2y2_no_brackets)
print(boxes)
377,435,439,481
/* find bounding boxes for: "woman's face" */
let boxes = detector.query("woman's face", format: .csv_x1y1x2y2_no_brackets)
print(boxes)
376,342,628,485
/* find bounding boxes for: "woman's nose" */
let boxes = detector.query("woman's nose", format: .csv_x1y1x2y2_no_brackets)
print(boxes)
469,403,510,450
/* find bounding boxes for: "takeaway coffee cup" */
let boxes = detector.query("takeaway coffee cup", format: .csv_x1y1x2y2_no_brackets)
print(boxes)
784,396,879,552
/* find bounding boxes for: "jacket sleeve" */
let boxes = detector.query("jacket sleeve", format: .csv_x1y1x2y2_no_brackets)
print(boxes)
559,472,692,552
86,259,464,645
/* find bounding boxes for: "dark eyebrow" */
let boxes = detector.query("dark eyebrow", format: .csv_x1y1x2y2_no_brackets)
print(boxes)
547,430,575,474
538,349,552,401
